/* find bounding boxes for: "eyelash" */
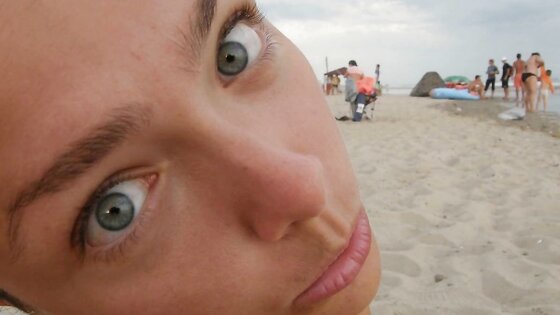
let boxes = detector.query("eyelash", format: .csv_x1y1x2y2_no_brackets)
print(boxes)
219,3,276,73
71,173,149,262
221,3,265,39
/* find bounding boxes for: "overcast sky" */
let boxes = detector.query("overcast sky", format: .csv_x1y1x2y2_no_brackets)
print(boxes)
258,0,560,87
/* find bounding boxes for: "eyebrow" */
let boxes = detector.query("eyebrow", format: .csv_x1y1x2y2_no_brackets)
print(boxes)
6,105,151,260
187,0,217,63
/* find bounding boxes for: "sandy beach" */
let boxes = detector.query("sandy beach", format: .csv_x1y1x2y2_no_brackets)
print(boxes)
327,94,560,315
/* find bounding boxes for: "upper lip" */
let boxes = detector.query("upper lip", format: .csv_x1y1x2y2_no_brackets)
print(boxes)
297,209,362,293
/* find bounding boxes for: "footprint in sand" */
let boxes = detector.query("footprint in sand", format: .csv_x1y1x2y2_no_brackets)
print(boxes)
380,273,403,290
482,269,560,308
417,233,455,247
381,253,422,277
513,236,560,265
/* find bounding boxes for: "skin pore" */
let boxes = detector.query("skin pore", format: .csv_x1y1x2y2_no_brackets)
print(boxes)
0,0,380,314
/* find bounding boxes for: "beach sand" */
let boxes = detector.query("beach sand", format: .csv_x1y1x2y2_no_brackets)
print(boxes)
327,94,560,315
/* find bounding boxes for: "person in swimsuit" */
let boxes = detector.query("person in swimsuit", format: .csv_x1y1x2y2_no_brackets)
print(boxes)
522,53,545,113
521,73,537,82
512,53,526,105
0,1,380,315
468,75,485,99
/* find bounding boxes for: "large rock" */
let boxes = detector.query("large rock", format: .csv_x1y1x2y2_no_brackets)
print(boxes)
410,72,445,97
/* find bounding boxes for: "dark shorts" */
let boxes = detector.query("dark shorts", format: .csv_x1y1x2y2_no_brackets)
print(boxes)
485,78,496,91
502,79,509,88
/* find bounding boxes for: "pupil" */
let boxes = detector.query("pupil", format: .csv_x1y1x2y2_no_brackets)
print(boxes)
96,193,135,231
217,41,248,76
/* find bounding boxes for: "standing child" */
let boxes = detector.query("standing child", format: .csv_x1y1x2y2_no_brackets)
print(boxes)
537,69,555,112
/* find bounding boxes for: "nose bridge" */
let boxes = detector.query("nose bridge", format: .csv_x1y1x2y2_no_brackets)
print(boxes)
221,136,327,241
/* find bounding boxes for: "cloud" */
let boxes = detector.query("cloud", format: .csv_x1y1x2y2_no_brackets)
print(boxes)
259,0,560,86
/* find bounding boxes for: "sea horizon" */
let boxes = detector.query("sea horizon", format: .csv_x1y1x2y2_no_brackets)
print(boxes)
383,87,560,114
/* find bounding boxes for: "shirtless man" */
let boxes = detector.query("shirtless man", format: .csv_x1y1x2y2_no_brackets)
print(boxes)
522,53,545,113
512,53,526,105
468,75,485,99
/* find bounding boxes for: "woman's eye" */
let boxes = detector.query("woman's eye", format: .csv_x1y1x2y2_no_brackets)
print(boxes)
217,23,262,76
86,179,148,247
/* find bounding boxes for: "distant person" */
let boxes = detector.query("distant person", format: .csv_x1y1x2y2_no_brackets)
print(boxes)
326,75,333,95
374,64,381,96
345,60,364,116
468,75,485,99
522,53,545,112
332,74,341,94
512,53,526,104
346,60,364,81
484,59,499,98
537,69,555,112
501,57,513,101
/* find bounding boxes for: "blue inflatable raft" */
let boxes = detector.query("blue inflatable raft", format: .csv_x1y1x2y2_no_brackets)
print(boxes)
430,88,480,101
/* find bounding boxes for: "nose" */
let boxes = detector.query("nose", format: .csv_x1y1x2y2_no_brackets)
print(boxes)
220,137,327,242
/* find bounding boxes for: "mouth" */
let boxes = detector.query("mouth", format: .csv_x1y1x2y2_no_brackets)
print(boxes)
294,208,372,305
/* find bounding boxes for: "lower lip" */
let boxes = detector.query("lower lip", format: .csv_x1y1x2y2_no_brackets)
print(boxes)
295,209,372,305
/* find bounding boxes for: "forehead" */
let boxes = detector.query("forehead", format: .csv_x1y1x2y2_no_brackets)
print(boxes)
0,0,203,130
0,0,200,205
0,0,197,88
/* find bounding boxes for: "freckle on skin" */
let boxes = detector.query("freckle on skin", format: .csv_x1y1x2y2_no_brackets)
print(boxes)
130,51,143,62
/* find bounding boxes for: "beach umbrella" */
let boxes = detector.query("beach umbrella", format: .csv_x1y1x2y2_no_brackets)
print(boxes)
444,75,470,83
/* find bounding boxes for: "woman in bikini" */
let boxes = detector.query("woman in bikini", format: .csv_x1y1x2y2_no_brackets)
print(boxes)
522,53,545,113
0,1,380,314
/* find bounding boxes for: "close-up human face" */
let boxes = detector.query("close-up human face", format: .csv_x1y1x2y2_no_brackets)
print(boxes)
0,0,380,314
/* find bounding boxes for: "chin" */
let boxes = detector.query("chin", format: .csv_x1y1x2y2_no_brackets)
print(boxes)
341,237,381,314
